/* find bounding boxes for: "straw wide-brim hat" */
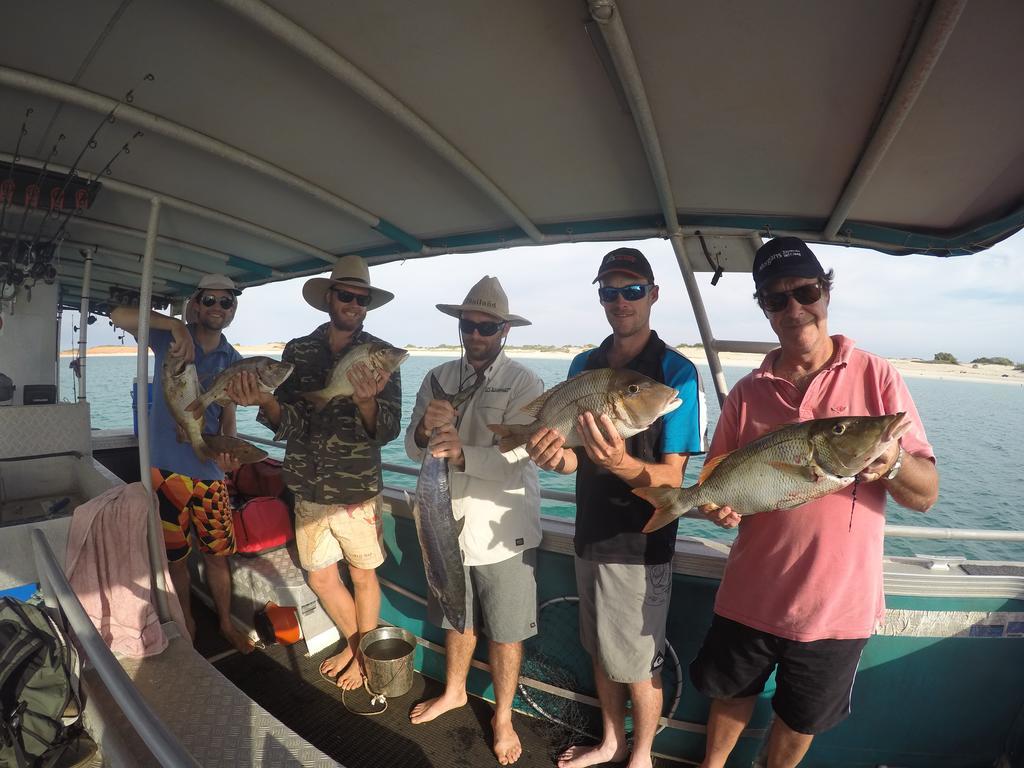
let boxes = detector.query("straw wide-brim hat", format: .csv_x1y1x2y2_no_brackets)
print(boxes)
302,255,395,312
436,276,530,327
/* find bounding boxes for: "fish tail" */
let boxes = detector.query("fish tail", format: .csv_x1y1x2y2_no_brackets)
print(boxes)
634,485,700,533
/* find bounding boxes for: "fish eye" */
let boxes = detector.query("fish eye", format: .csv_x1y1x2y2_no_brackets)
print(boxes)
627,384,640,394
832,423,847,435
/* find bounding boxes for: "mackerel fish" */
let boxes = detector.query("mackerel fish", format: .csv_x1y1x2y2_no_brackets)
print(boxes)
410,372,485,633
635,413,908,532
487,368,680,453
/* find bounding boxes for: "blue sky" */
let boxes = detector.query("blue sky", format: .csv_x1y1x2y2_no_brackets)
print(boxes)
78,229,1024,363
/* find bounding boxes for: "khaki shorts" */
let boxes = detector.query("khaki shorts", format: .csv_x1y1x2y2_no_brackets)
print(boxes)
294,496,386,572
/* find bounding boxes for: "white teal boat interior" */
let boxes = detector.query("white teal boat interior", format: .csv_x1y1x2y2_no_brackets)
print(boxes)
1,2,1022,766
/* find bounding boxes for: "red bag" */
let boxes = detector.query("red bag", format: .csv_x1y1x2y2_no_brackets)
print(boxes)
233,497,294,555
232,457,285,499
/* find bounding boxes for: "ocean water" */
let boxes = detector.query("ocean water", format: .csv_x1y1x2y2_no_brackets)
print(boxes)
60,353,1024,562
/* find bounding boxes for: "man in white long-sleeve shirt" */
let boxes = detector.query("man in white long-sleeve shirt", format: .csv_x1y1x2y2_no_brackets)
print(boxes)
405,276,543,766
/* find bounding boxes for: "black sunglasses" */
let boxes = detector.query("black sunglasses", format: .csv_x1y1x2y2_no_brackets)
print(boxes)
757,282,824,312
598,284,652,303
332,288,371,307
459,318,505,337
199,294,235,310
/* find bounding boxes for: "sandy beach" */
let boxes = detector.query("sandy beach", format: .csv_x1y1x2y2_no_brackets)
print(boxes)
60,343,1024,386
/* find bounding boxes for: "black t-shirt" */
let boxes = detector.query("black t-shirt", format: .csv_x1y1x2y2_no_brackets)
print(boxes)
573,330,681,565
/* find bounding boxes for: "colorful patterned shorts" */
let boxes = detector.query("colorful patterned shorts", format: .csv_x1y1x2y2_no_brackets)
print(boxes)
151,467,236,562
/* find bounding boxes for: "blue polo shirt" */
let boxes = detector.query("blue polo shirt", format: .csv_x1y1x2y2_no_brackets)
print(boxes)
149,326,242,481
569,330,707,565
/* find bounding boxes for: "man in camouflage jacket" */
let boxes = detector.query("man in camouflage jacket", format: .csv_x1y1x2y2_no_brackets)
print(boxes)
230,255,401,690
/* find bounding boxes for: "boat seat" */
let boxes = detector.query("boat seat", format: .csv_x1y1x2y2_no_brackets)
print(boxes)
81,628,341,767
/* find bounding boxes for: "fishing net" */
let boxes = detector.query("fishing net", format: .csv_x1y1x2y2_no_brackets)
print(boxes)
517,596,684,759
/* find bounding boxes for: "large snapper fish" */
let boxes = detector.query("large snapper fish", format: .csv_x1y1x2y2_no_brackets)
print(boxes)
635,413,909,532
410,372,485,634
301,342,409,412
186,356,293,418
161,356,268,464
487,368,681,453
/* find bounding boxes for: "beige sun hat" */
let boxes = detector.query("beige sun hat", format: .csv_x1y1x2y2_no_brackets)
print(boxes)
302,255,395,312
436,276,530,327
195,273,242,295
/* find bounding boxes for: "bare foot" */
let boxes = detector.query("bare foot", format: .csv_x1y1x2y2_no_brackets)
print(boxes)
319,647,354,683
220,623,255,655
409,690,468,724
336,652,365,691
556,741,629,768
492,714,522,765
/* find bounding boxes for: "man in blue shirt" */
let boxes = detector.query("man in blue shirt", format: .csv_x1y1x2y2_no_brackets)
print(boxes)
526,248,706,768
111,273,254,654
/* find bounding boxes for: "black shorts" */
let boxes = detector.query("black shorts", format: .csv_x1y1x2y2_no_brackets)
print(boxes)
689,615,868,735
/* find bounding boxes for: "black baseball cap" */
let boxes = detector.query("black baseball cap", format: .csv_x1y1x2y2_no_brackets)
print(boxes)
592,247,655,284
752,237,825,290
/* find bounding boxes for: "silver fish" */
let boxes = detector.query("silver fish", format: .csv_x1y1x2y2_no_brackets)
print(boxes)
487,368,681,453
635,413,908,532
186,356,293,419
411,372,485,633
161,356,268,465
301,342,409,412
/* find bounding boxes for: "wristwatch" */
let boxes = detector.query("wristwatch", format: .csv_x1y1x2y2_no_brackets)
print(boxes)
884,444,904,481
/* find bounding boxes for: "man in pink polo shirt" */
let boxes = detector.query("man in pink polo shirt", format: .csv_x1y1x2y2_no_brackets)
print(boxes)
689,237,939,768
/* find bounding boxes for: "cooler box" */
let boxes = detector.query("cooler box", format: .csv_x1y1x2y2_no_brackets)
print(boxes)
131,377,153,436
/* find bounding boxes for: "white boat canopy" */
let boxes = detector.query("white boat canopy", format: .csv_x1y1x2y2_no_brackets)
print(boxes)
1,0,1022,311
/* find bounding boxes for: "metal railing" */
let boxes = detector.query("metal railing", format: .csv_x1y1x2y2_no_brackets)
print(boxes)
30,528,200,767
236,431,1024,544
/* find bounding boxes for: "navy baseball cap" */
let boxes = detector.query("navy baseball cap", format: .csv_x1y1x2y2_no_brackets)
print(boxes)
593,247,655,284
752,237,825,290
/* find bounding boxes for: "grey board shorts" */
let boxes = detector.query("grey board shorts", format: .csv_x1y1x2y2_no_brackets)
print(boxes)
575,556,672,684
427,548,538,643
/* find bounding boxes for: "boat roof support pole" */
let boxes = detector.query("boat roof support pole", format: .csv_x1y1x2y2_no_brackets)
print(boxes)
823,0,966,241
0,66,426,256
215,0,545,244
136,197,171,623
76,248,93,402
587,0,729,405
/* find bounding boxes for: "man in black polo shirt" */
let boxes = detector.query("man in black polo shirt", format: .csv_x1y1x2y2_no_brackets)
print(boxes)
527,247,707,768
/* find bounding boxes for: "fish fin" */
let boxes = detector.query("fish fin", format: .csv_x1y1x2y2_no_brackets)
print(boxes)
185,394,208,419
698,452,731,483
450,372,485,409
430,373,451,401
767,461,817,482
517,390,552,419
301,391,331,412
486,423,527,453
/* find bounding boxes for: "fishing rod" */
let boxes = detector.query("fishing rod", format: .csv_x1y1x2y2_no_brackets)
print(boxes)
6,133,65,262
26,74,155,259
0,108,33,237
41,129,145,255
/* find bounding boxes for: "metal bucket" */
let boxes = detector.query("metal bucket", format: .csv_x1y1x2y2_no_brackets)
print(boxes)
359,626,416,699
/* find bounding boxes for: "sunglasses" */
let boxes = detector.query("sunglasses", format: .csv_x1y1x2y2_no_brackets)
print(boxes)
199,294,235,310
598,284,652,303
332,288,371,307
757,282,824,312
459,318,506,337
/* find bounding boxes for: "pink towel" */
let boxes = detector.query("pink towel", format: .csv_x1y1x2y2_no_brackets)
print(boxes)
65,482,188,657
